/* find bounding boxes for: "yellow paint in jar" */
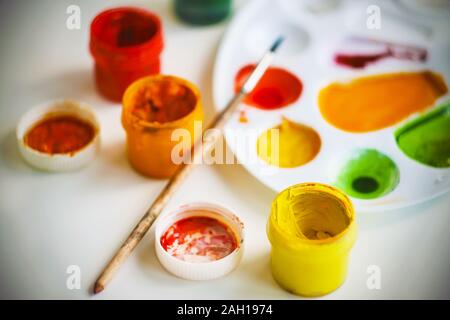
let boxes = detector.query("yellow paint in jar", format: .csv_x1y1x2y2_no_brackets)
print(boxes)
122,75,204,178
267,183,356,297
257,118,321,168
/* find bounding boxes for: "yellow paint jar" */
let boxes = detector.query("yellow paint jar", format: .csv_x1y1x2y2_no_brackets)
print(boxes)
122,75,203,178
267,183,356,297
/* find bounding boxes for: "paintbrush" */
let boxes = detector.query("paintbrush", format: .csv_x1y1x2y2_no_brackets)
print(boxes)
93,36,284,294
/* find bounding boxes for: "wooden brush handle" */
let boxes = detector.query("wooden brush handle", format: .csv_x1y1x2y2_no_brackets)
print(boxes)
93,91,245,294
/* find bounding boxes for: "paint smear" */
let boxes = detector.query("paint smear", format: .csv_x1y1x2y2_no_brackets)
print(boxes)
319,71,448,132
334,38,427,69
238,109,248,123
235,64,302,110
396,101,450,168
257,118,321,168
335,51,391,69
160,216,237,263
334,149,400,199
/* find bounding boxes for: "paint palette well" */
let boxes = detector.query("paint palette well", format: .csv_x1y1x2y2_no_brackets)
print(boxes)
213,0,450,211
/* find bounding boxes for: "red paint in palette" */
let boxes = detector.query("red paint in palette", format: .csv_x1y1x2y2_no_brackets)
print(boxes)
160,216,238,263
335,40,427,69
335,52,390,69
235,64,302,110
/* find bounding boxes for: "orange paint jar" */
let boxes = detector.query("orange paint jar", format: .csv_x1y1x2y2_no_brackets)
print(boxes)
90,7,164,101
122,75,203,178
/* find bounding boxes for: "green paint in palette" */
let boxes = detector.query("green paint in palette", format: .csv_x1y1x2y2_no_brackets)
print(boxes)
395,101,450,168
335,149,400,199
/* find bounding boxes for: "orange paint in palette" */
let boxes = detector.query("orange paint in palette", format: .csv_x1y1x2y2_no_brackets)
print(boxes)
235,64,302,110
319,71,448,132
161,216,238,263
24,115,95,155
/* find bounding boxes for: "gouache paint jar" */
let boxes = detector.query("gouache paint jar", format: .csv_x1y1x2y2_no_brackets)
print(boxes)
122,75,203,178
174,0,232,25
90,7,164,101
267,183,357,297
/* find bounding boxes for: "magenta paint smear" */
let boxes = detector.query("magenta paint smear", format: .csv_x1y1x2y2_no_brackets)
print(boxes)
334,37,427,69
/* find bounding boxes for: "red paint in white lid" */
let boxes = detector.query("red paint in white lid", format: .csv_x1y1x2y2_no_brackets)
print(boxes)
154,202,245,281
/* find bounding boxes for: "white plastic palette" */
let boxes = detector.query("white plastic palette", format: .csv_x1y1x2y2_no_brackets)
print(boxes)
213,0,450,211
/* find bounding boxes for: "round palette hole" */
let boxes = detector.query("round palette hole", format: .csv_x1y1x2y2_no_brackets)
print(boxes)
279,0,341,15
256,118,321,168
334,149,400,199
235,65,303,110
395,101,450,168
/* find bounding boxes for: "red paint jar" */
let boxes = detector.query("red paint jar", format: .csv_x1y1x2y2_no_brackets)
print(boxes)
90,7,164,101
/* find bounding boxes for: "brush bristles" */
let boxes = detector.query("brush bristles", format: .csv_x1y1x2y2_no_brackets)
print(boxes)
270,36,285,53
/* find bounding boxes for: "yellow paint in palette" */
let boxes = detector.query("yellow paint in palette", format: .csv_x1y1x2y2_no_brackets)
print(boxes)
267,183,356,297
319,71,448,132
257,118,321,168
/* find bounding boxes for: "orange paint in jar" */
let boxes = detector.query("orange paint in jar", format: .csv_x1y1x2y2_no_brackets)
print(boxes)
122,75,203,178
90,7,164,101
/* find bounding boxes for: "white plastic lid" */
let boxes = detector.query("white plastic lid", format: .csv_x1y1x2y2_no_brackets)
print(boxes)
154,202,245,281
16,99,100,172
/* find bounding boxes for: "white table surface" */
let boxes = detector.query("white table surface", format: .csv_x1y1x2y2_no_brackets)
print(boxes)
0,0,448,300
